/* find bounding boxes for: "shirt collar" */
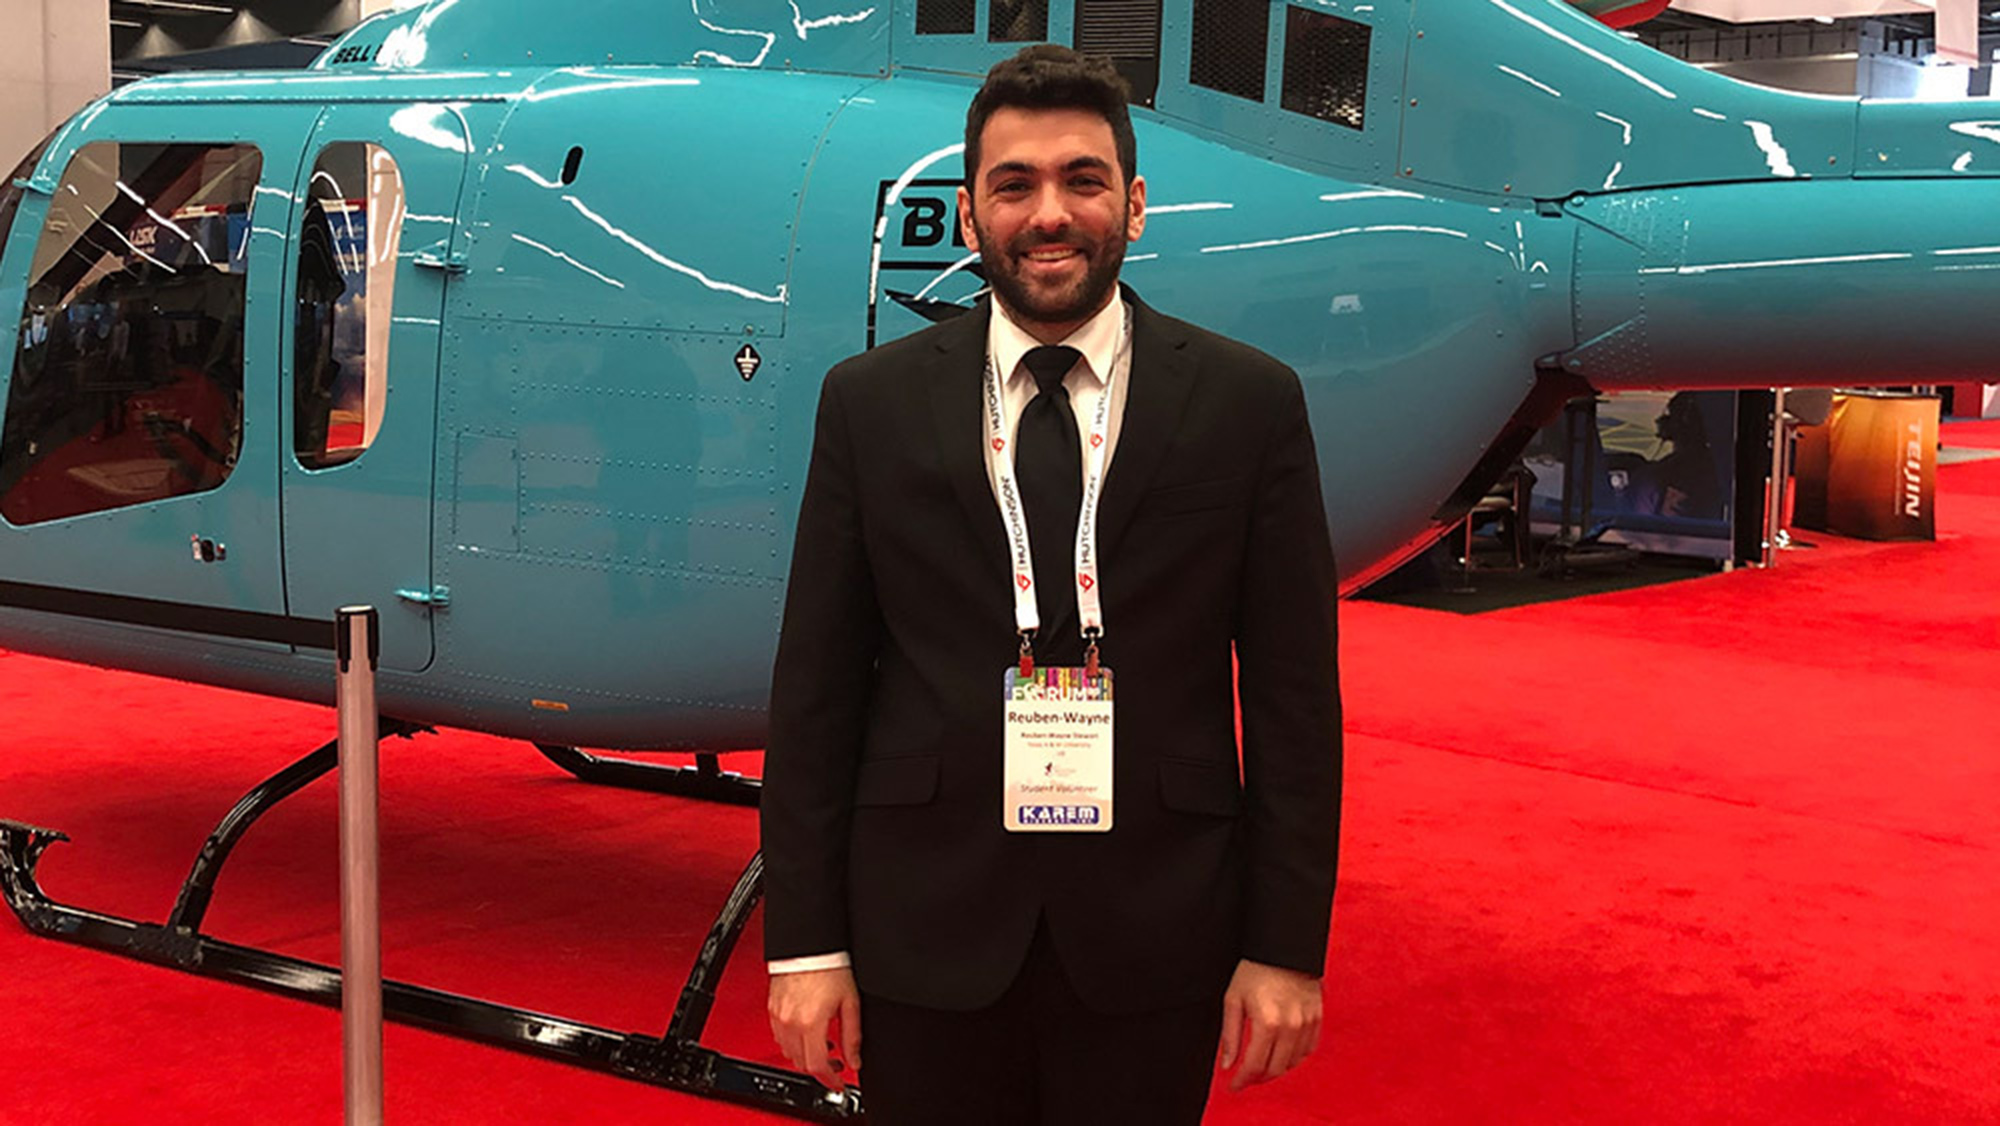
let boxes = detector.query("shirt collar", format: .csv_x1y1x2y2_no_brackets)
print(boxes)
989,290,1125,390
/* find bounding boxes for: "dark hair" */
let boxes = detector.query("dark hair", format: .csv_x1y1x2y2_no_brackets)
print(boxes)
964,45,1137,190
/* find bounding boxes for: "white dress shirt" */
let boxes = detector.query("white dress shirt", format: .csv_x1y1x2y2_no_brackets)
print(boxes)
769,293,1134,977
984,289,1132,499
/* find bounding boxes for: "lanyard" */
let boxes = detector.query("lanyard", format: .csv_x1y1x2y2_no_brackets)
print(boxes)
983,309,1130,676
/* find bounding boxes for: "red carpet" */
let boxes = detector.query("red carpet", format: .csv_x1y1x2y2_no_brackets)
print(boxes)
1942,416,2000,449
3,452,1997,1123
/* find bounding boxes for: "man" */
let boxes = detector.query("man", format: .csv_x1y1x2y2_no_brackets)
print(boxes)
763,45,1342,1124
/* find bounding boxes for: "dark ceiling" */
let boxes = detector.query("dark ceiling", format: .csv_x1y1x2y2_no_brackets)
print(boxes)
110,1,360,82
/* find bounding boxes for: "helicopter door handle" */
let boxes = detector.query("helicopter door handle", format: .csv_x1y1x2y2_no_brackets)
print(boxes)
396,585,451,609
412,246,468,274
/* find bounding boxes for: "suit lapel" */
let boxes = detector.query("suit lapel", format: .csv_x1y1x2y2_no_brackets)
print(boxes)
924,293,1194,631
927,303,1011,583
1098,295,1195,564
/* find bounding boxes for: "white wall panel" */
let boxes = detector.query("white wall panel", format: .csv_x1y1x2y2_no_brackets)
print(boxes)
0,0,108,169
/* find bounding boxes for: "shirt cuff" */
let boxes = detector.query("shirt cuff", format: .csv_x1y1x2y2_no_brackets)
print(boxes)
767,951,852,975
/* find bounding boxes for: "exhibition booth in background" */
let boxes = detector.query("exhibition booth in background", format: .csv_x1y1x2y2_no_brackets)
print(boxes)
1420,384,1950,599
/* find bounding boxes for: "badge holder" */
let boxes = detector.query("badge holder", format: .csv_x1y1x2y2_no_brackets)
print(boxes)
1004,628,1114,834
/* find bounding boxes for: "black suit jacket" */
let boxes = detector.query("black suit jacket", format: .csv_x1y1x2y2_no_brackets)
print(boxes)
763,292,1342,1015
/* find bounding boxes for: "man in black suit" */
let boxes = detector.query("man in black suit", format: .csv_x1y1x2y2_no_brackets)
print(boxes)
763,45,1342,1125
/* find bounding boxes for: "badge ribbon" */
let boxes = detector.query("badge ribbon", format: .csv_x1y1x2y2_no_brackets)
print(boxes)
982,308,1130,674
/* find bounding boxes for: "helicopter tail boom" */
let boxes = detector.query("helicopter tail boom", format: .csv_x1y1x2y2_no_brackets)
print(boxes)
1562,177,2000,391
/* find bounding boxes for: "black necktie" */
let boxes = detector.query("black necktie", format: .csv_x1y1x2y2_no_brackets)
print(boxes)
1015,345,1083,650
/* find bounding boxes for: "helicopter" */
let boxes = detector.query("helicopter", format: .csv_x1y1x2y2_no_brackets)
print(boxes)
2,0,1996,1117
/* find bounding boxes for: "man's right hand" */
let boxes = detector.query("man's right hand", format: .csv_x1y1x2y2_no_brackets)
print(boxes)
769,967,862,1091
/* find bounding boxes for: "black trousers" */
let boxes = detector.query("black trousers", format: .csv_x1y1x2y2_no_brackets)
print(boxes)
857,920,1224,1126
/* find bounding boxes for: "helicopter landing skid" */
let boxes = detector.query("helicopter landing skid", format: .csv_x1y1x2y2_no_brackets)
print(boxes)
534,743,762,806
0,734,858,1121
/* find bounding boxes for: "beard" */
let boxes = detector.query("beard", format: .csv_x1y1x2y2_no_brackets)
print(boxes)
973,210,1129,331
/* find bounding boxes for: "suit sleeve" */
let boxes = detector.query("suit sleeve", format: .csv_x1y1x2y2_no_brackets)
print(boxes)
762,367,883,961
1234,366,1343,977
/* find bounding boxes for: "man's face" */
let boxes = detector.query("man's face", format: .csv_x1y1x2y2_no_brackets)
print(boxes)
959,106,1146,338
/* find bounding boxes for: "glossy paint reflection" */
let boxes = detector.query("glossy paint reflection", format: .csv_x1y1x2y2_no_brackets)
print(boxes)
0,0,1995,749
1405,0,1853,197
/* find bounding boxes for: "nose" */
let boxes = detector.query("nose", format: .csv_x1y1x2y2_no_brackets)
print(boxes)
1028,182,1071,232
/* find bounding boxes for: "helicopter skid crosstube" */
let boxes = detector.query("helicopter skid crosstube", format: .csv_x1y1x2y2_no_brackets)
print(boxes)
0,744,861,1120
534,744,763,807
1536,537,1642,579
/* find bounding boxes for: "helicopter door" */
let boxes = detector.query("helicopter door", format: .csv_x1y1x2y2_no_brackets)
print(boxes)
280,105,469,672
0,117,314,642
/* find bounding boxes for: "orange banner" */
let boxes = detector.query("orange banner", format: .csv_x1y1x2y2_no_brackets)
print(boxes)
1821,393,1938,542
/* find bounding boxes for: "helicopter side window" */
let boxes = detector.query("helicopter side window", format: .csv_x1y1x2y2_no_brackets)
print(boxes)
294,143,404,472
1279,8,1370,131
990,0,1049,42
0,141,261,527
1189,0,1268,103
915,0,975,34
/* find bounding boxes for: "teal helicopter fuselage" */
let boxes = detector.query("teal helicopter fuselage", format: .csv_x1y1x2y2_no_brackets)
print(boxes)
0,0,1995,749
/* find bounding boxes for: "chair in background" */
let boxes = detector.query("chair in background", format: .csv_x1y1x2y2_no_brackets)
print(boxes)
1454,462,1535,590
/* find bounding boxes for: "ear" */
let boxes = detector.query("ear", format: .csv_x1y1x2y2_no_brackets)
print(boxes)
1125,175,1146,243
957,185,981,254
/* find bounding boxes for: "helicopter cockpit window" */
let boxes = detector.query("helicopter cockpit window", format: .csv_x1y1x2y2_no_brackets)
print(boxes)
1190,0,1269,103
0,132,55,261
1280,8,1370,131
0,141,261,527
295,143,404,472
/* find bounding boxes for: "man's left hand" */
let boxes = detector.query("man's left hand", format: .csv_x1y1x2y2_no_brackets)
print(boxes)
1217,959,1322,1091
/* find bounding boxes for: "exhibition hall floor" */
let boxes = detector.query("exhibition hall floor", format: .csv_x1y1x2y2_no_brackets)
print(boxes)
1,428,1995,1123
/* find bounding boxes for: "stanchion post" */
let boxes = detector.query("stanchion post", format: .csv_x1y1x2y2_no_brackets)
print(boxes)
1763,388,1788,569
336,607,384,1126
